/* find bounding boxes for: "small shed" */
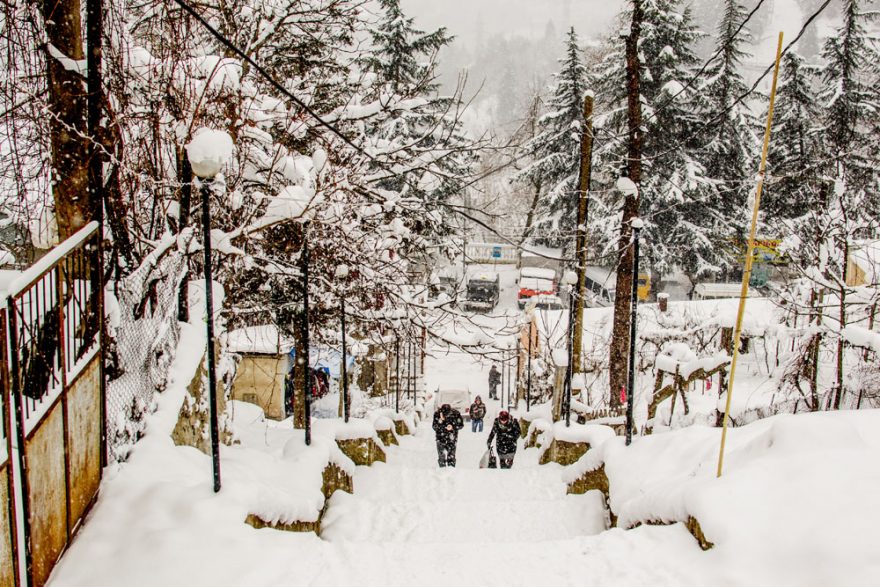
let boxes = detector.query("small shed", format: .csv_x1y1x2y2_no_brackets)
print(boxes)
227,325,294,420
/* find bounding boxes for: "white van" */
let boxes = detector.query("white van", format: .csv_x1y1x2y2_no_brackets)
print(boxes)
692,282,753,300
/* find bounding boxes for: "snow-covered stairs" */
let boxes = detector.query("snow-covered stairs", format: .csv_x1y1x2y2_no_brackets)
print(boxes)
321,421,606,544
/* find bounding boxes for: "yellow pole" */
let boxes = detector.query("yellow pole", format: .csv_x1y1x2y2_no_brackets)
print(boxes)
716,32,784,478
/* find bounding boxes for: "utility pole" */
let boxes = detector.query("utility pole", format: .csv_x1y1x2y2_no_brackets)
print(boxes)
572,92,594,377
609,0,643,408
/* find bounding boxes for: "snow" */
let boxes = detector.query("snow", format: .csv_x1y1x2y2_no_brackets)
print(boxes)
550,421,616,445
46,313,880,585
842,325,880,353
47,43,87,76
226,324,294,354
616,176,638,196
185,128,234,179
7,222,98,297
597,410,880,585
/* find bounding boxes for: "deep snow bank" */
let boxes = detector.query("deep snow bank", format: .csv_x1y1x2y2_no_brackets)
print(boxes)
565,409,880,585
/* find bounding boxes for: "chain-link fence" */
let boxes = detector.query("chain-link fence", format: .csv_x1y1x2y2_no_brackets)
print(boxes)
105,249,186,462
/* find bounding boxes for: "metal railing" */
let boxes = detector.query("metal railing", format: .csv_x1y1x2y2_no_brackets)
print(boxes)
7,222,102,429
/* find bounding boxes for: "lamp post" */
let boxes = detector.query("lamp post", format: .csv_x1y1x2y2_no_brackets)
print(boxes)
526,323,533,412
626,217,644,445
185,128,234,493
301,222,312,446
561,270,578,426
336,264,350,422
394,335,400,414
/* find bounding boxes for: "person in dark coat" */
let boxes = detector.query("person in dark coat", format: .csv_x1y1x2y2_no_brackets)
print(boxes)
432,403,464,467
487,410,520,469
469,396,487,432
488,365,501,399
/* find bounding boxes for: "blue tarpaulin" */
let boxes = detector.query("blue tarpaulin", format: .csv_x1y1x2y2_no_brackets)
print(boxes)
287,346,356,379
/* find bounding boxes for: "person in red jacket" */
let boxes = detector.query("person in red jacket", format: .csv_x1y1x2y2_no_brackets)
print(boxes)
469,396,487,432
487,410,520,469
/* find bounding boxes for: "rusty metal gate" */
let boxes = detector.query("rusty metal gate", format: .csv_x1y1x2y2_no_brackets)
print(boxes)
2,222,104,587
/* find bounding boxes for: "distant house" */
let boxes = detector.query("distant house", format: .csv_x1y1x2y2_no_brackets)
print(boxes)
846,241,880,287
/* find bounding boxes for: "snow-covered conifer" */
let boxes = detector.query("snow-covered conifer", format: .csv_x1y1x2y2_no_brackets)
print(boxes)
513,27,588,248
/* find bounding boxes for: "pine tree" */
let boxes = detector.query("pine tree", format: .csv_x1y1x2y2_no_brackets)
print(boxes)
813,0,880,409
364,0,451,94
361,0,476,205
514,27,588,248
589,0,712,279
764,52,824,221
694,0,759,276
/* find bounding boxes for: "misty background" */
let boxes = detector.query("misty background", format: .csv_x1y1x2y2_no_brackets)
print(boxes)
400,0,834,133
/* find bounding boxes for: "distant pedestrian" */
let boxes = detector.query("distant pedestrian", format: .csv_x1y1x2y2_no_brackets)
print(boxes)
488,365,501,399
487,410,520,469
469,396,486,432
432,403,464,467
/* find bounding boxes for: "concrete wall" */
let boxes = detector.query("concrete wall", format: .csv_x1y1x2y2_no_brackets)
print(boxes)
231,355,286,420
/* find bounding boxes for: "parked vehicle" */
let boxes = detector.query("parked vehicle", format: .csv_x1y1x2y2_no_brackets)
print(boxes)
433,388,472,420
693,282,756,300
464,272,500,312
583,266,616,307
429,266,462,302
517,266,558,308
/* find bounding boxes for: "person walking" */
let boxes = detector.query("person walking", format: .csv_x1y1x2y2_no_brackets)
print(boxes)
488,364,501,400
487,410,520,469
469,396,486,432
432,403,464,467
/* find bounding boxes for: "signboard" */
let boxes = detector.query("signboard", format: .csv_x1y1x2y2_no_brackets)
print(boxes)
492,246,502,259
728,238,787,265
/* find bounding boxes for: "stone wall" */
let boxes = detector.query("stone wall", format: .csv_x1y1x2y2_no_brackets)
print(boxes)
539,439,591,466
245,462,354,535
172,347,233,453
567,463,712,549
336,438,386,465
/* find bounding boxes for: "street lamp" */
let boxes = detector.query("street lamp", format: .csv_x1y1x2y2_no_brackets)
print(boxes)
185,128,234,493
561,270,578,426
626,217,644,446
336,264,350,423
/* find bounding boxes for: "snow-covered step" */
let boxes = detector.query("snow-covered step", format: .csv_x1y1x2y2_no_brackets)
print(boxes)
321,490,605,543
321,419,607,545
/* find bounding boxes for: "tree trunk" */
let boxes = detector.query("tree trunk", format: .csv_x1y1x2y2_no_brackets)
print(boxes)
43,0,92,241
609,0,643,407
519,180,543,247
807,288,821,410
833,239,849,409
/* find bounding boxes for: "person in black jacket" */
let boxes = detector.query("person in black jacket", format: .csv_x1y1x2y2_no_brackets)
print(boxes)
432,404,464,467
488,365,501,399
487,410,520,469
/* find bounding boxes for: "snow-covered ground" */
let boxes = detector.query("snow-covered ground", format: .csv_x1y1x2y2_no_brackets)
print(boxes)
45,308,880,586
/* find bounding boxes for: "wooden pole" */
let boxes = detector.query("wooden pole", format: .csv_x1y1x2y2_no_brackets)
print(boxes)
572,93,594,375
717,32,784,478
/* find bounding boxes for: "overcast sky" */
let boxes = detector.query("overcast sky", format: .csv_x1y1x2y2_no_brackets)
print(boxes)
400,0,626,48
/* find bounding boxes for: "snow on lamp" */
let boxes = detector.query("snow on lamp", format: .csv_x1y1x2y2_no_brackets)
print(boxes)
185,128,234,179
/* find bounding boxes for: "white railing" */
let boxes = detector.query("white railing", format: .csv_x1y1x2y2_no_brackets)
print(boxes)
465,243,518,264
